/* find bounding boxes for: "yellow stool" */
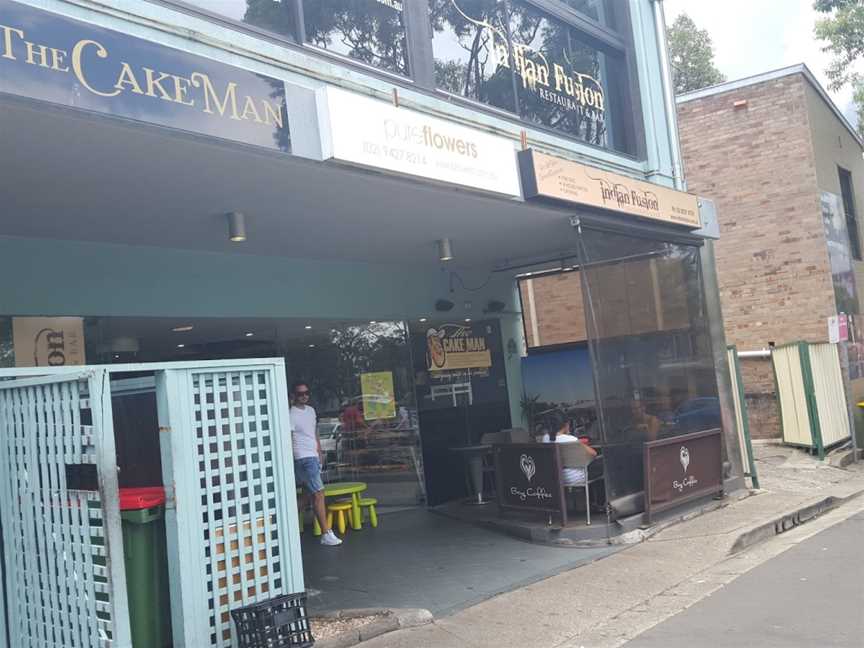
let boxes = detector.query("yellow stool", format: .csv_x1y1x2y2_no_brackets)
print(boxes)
326,502,354,535
358,497,378,528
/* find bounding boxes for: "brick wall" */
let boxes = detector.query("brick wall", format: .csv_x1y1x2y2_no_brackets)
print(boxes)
678,73,836,438
519,271,587,347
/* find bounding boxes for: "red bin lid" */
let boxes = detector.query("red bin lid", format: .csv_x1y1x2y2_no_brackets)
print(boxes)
119,486,166,511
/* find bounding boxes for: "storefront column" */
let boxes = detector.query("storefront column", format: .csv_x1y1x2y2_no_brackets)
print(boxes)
700,239,746,488
503,284,527,430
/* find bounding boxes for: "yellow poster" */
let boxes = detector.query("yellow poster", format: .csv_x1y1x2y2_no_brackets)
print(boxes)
360,371,396,421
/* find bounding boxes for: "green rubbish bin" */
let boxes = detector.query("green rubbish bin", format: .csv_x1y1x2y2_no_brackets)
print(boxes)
120,487,172,648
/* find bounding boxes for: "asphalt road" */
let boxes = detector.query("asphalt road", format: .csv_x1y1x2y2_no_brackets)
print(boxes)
625,511,864,648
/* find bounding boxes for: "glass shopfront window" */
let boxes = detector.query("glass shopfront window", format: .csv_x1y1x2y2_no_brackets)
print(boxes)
561,0,615,30
302,0,411,76
176,0,298,41
575,230,720,505
0,315,426,506
430,0,517,113
160,1,639,155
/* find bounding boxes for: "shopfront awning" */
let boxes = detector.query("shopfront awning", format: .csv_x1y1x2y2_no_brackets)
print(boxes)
1,96,584,273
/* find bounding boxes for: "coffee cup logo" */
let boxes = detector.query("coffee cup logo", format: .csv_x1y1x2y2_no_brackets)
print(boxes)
520,454,536,483
680,446,690,474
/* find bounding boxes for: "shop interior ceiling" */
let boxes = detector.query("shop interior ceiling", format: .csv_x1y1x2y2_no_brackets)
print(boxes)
91,316,412,351
1,100,580,271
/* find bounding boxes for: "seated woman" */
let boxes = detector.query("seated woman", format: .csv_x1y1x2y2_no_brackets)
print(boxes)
541,409,597,486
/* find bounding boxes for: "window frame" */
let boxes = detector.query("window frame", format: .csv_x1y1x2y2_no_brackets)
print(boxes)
838,165,862,261
148,0,644,158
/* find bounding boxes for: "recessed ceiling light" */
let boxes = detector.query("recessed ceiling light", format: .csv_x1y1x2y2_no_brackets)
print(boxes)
370,320,377,324
305,325,312,330
227,211,247,242
464,318,472,323
308,344,315,348
177,344,185,348
171,325,194,332
419,318,428,323
245,332,254,337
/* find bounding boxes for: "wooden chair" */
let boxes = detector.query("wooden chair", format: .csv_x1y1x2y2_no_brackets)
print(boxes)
557,442,605,525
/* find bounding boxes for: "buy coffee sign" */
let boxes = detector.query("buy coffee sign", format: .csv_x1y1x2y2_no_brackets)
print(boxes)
494,443,565,518
643,429,723,522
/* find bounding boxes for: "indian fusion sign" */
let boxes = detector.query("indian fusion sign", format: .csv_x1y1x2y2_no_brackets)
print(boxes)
320,86,520,196
520,149,702,228
0,0,290,151
445,0,607,147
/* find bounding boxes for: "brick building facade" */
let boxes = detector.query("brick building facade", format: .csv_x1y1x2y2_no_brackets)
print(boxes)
677,66,864,438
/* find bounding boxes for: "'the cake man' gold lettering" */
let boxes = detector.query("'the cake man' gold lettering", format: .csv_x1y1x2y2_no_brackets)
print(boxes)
0,23,284,127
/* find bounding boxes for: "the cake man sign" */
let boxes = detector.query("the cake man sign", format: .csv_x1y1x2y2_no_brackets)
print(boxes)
426,323,492,372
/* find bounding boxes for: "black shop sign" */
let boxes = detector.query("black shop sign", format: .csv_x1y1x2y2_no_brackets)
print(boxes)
0,0,290,151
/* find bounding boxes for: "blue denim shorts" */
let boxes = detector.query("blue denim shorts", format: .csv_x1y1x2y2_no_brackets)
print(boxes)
294,456,324,494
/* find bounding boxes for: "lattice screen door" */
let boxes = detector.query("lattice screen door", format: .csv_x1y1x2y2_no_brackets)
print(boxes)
156,359,304,648
0,369,131,648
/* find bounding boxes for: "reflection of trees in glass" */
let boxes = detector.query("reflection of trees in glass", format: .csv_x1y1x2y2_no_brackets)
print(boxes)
243,0,297,39
431,0,608,145
508,3,607,146
301,0,409,75
259,75,292,152
0,319,12,368
430,0,516,112
561,0,605,25
293,322,413,415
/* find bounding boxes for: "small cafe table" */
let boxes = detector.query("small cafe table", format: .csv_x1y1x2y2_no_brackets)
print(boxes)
323,482,367,531
297,481,367,533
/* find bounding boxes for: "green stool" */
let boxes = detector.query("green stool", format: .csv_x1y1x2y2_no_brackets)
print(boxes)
358,497,378,528
327,501,354,535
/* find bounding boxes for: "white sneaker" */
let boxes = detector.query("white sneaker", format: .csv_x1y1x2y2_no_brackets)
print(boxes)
320,530,342,546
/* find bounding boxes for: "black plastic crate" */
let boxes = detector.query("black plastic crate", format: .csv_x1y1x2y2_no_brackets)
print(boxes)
231,592,315,648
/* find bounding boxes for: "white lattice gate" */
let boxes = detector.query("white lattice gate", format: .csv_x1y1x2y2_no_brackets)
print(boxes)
157,360,303,648
0,369,131,648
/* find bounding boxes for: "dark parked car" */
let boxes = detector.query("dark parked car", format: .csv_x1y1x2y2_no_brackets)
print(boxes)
673,397,721,433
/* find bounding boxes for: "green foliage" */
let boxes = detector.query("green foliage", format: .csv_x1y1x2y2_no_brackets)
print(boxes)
854,79,864,138
814,0,864,136
666,13,726,95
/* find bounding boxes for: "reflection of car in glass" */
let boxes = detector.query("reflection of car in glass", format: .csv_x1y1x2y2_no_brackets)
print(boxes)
673,397,721,432
317,419,341,464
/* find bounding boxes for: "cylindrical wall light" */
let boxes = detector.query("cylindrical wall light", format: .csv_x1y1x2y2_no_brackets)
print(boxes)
437,238,453,262
227,211,247,242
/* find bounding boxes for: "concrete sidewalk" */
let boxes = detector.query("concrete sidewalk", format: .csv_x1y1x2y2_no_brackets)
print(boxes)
355,445,864,648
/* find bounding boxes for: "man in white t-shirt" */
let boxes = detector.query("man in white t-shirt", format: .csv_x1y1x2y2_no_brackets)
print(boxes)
291,381,341,546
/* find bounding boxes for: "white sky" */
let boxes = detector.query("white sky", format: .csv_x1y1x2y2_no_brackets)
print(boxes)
664,0,861,125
